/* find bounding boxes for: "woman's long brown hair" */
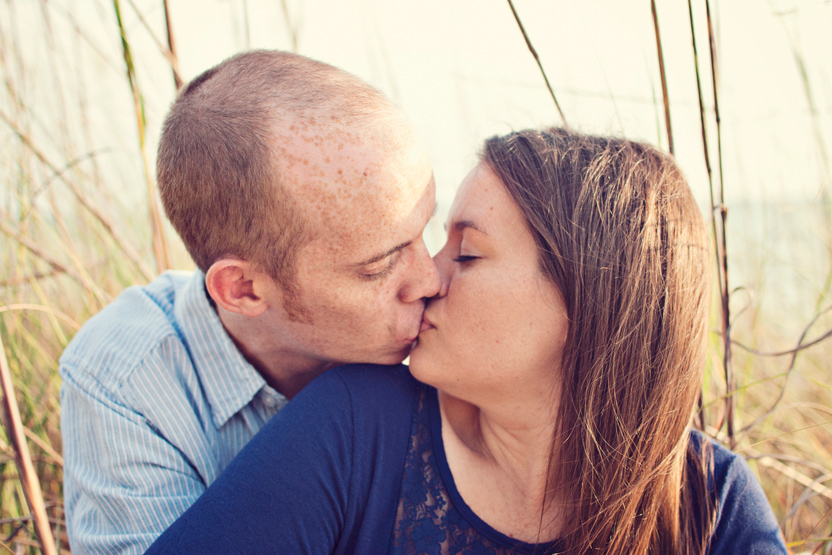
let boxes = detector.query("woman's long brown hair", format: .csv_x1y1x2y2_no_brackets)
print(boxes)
482,128,716,555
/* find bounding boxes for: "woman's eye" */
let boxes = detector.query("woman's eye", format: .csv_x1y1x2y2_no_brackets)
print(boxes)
453,255,479,263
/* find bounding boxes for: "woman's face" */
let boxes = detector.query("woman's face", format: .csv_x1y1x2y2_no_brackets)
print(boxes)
409,163,568,408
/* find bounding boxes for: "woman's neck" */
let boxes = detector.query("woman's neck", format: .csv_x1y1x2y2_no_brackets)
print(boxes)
438,390,563,543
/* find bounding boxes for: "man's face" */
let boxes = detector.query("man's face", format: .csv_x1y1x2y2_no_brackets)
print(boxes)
261,116,440,366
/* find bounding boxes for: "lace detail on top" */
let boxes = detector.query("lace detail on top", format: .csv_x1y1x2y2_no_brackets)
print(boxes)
391,385,561,555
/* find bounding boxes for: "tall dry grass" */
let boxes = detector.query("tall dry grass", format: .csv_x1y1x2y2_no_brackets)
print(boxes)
1,1,831,554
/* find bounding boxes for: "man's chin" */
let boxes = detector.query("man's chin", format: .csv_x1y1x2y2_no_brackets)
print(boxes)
380,343,414,366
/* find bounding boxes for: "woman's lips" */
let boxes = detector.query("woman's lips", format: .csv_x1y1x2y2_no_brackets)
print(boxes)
419,314,436,333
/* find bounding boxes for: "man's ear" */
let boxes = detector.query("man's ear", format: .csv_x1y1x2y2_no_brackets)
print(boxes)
205,259,270,317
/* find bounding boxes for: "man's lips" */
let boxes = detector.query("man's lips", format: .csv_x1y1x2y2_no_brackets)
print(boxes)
419,313,436,334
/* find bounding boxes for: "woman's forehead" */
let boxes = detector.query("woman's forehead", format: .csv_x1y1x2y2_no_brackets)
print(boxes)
446,164,522,234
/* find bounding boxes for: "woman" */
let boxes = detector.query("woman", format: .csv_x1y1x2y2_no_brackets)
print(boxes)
147,128,786,554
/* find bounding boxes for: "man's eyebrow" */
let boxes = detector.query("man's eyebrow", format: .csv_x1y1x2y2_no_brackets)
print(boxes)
355,240,412,267
444,220,487,235
356,197,436,267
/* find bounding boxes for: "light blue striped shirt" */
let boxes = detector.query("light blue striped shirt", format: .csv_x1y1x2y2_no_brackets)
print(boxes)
60,270,288,555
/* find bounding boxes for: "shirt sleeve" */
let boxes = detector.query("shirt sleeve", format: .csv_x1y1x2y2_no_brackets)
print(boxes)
61,365,208,555
144,368,355,555
707,443,788,555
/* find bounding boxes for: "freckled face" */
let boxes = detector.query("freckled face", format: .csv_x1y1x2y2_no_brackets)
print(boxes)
262,116,440,366
409,163,568,406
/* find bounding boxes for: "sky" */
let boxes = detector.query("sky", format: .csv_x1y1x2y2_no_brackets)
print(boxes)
10,0,829,205
4,0,832,306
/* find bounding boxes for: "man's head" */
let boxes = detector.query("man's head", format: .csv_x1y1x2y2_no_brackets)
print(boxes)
157,50,439,380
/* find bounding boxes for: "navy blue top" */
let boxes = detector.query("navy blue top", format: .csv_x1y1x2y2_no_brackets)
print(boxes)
145,364,787,554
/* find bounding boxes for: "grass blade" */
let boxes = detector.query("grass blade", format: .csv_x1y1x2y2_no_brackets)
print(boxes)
506,0,568,127
113,0,170,274
280,0,299,52
122,0,184,90
0,108,156,283
162,0,182,90
0,335,58,555
650,0,674,154
687,0,734,446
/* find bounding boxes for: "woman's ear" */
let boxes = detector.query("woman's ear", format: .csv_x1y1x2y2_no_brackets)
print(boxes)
205,259,269,317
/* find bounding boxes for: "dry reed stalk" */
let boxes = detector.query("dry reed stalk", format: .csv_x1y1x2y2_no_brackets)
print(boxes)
243,0,251,49
0,336,58,555
687,0,734,446
45,2,122,75
505,0,568,127
0,216,96,297
711,425,832,502
113,0,171,274
650,0,674,155
22,427,63,468
740,306,832,435
733,326,832,358
705,0,725,202
122,0,183,89
755,456,832,503
162,0,182,90
0,304,81,332
1,204,110,307
281,0,299,52
0,269,66,288
0,108,156,282
704,0,735,450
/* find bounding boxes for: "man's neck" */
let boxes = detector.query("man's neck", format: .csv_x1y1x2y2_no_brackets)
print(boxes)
217,307,337,399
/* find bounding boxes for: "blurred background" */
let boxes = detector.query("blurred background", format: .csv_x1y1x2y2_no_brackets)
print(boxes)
2,0,831,552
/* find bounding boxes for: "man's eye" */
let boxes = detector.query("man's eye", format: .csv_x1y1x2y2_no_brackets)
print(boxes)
453,255,479,263
360,255,398,281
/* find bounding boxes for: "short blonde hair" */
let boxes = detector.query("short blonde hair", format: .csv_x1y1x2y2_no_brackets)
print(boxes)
157,50,395,295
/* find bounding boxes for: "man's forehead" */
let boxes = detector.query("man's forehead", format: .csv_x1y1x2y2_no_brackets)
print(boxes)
302,175,435,269
270,110,433,256
283,133,430,218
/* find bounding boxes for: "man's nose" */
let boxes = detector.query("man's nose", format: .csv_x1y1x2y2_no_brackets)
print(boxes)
431,248,451,298
399,239,440,303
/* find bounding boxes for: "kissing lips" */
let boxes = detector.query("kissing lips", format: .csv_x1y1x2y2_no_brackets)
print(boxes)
419,314,435,334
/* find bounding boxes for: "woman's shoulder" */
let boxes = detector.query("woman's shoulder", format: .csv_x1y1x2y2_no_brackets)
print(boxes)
689,430,788,555
330,362,420,390
296,363,419,402
689,430,768,499
322,363,423,408
297,363,423,432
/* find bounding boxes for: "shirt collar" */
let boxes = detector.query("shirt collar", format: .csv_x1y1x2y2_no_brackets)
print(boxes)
174,270,277,429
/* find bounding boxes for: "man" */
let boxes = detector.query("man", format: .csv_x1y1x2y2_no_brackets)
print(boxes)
60,50,439,554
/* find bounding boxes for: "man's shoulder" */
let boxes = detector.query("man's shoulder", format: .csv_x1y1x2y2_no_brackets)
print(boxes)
60,271,195,392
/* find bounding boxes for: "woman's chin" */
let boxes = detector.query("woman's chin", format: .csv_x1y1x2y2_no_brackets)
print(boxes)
408,332,456,391
406,338,432,381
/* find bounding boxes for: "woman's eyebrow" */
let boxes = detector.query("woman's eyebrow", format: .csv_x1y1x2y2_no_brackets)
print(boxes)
443,220,488,235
